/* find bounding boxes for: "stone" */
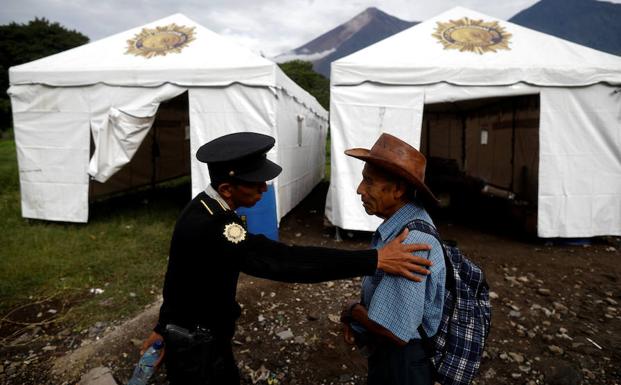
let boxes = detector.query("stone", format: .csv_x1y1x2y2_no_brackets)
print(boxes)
509,310,521,318
605,297,618,305
508,352,525,363
276,329,294,340
538,288,551,296
540,359,582,385
553,302,568,312
511,373,522,379
548,345,564,355
77,367,117,385
294,336,305,344
489,291,499,299
483,368,496,379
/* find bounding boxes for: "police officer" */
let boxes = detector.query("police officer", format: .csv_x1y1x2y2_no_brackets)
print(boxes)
140,132,433,385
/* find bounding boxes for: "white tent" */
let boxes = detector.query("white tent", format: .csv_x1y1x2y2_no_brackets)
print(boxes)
326,7,621,238
9,14,328,223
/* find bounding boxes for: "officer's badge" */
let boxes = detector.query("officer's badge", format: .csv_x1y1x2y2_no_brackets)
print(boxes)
432,17,511,54
125,23,196,58
223,222,246,244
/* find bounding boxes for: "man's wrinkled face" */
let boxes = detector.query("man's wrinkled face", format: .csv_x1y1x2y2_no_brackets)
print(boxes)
230,181,268,208
356,163,400,219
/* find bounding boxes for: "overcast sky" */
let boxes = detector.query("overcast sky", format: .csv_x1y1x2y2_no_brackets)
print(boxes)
3,0,621,57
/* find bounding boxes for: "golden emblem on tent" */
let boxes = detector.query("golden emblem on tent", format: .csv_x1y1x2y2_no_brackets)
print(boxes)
126,23,196,58
432,17,511,54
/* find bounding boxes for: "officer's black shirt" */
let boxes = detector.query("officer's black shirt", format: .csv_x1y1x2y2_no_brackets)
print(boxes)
156,192,378,339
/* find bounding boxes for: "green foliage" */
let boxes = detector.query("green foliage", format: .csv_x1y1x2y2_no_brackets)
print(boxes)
0,18,89,131
278,60,330,110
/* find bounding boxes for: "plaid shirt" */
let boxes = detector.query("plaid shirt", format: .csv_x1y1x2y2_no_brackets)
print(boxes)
360,202,446,342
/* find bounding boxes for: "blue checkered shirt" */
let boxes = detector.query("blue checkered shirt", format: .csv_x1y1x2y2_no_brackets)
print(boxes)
359,202,445,342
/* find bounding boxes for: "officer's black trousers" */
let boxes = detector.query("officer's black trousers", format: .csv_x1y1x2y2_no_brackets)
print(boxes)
165,339,239,385
367,340,434,385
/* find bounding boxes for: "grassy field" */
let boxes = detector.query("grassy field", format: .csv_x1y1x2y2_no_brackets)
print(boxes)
0,139,186,331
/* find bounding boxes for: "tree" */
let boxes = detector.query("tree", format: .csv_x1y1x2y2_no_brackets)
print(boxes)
0,18,89,131
278,60,329,110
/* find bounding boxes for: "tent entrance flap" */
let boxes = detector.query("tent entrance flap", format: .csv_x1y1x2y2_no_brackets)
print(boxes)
421,94,540,229
90,92,190,198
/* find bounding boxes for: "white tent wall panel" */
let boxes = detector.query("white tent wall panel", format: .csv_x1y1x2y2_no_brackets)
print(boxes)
538,86,621,237
273,88,328,221
188,85,277,199
10,86,91,222
326,83,424,231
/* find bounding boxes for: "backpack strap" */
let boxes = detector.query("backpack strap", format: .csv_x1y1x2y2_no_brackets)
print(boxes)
403,219,441,343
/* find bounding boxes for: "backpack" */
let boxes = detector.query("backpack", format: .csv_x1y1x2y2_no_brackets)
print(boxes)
406,219,491,385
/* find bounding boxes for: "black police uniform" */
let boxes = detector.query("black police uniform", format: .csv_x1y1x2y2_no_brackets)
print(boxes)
155,133,380,385
156,192,378,385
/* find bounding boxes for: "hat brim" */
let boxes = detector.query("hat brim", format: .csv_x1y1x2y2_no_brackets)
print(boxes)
345,148,439,207
233,157,282,183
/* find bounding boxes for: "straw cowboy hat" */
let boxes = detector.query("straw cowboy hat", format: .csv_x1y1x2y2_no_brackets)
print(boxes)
345,133,439,206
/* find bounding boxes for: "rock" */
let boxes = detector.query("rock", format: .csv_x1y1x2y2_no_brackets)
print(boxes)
558,327,568,334
509,310,521,318
511,373,522,379
548,345,564,355
540,359,582,385
518,276,529,283
499,352,509,361
508,352,525,363
519,365,531,373
294,336,305,344
328,314,341,323
42,345,56,351
258,315,265,322
489,291,499,299
483,368,496,379
538,288,551,296
605,297,618,305
553,302,568,312
276,329,294,340
77,367,117,385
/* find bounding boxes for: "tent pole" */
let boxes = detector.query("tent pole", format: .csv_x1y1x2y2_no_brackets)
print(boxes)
510,100,517,192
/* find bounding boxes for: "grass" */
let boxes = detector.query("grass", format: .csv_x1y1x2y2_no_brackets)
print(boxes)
0,139,187,331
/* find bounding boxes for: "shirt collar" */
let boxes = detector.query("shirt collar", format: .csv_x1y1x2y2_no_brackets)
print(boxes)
205,184,231,211
376,202,423,242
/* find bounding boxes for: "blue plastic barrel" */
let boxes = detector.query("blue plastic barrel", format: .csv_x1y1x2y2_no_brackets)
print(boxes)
236,184,278,241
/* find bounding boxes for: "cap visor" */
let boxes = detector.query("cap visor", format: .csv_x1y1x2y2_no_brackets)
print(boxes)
235,158,282,182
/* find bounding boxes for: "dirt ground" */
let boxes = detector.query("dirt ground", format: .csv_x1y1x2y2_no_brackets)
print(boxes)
1,182,620,385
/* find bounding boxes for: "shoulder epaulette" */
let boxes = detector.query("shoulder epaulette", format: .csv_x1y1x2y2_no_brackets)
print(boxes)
199,199,214,215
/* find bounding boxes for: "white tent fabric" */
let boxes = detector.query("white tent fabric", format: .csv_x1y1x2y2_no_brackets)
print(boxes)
9,14,328,223
326,7,621,238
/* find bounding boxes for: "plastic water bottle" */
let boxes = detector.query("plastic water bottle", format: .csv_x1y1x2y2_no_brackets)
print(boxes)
127,340,163,385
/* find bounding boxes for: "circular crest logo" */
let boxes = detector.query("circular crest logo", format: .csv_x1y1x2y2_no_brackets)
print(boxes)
223,222,247,244
126,23,196,58
432,17,511,54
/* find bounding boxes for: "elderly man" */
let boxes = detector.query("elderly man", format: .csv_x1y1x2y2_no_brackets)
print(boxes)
140,132,435,385
340,133,446,385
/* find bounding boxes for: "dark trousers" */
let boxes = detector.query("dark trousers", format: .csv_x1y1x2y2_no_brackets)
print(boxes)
367,340,434,385
165,338,240,385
